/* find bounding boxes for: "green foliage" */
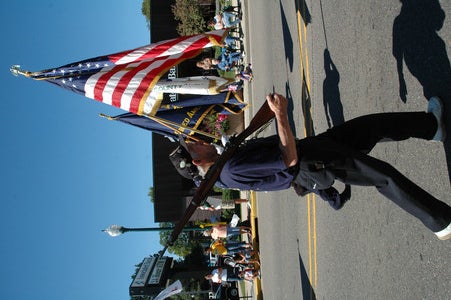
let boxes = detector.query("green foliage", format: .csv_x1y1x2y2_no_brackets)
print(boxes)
182,245,208,267
141,0,151,30
201,112,230,136
130,261,143,280
159,222,198,257
221,208,235,221
214,47,237,79
221,188,240,200
169,246,210,299
172,0,207,36
220,0,233,8
169,280,202,299
213,185,224,193
131,295,150,300
148,187,155,203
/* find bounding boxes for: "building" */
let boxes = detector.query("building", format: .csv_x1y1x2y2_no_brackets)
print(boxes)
150,0,221,222
129,255,174,297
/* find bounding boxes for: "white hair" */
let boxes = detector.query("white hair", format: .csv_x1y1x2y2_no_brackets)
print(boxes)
196,165,208,177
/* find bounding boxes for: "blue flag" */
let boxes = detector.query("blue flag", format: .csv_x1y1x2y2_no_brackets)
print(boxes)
102,92,247,141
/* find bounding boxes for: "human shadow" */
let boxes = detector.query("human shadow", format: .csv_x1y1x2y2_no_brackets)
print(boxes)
393,0,451,183
295,0,312,25
300,71,315,137
393,0,451,102
285,83,298,137
297,239,317,300
323,49,345,128
280,1,294,72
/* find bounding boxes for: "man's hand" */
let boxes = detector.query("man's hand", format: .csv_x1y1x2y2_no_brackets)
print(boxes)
266,93,298,168
266,93,289,118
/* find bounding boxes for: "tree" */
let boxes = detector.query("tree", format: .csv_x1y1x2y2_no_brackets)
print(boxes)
168,246,211,299
141,0,151,30
130,262,150,300
131,261,143,280
148,187,155,203
159,222,199,257
172,0,207,36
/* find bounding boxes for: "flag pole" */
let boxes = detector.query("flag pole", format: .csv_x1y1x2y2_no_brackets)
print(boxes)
10,64,104,80
98,113,218,141
148,114,221,140
144,115,201,142
99,113,193,139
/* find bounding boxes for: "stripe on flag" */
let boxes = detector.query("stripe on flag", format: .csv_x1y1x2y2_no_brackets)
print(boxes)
20,30,228,116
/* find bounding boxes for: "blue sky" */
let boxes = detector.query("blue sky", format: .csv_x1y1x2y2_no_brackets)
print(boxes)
1,1,163,299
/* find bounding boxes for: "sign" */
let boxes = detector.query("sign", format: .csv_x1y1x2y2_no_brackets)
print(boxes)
130,257,156,287
148,258,167,285
167,66,178,103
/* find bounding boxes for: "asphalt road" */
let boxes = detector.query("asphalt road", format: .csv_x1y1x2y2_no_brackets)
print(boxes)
241,0,451,299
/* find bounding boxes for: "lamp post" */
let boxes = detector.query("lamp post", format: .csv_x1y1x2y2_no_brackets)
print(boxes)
102,224,205,237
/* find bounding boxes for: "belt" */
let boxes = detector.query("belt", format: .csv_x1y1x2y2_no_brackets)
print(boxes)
288,164,299,177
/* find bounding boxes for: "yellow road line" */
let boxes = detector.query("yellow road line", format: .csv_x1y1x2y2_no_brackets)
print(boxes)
296,10,305,71
312,195,317,287
249,191,262,300
302,17,311,89
307,193,312,285
296,0,317,293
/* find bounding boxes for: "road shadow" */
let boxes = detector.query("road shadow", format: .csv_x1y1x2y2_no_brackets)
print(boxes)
279,1,303,136
280,1,294,72
295,0,312,25
318,0,344,128
285,83,298,137
393,0,450,102
323,49,345,128
301,70,315,137
392,0,451,183
297,239,317,300
280,0,314,137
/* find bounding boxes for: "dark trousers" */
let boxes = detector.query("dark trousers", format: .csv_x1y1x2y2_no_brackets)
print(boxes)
297,112,451,232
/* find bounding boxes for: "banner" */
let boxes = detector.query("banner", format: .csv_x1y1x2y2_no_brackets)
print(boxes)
153,280,183,300
102,92,247,141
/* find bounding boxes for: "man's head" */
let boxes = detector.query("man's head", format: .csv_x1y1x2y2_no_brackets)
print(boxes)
169,136,219,180
202,229,213,237
196,61,209,70
196,58,213,70
204,274,213,280
207,19,216,27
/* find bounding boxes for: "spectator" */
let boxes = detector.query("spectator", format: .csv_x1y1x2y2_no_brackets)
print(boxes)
208,12,241,29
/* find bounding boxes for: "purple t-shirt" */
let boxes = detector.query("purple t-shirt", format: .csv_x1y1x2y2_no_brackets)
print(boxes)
217,136,294,191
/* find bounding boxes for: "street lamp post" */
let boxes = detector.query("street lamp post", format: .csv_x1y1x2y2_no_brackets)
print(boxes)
102,224,206,237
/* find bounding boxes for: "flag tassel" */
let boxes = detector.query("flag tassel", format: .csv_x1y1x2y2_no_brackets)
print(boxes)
10,65,32,77
99,113,219,141
98,113,117,121
148,114,220,141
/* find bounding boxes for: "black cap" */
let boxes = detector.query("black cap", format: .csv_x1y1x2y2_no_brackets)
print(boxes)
169,136,199,180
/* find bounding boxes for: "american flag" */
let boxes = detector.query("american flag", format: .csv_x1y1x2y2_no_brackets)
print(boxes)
17,30,228,116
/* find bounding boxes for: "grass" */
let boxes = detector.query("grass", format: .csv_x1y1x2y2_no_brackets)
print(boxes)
220,189,242,221
214,46,238,79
